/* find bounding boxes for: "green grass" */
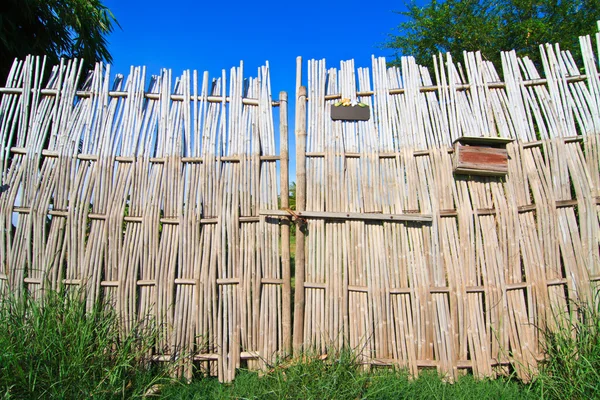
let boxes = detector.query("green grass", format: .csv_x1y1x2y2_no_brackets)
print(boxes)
535,297,600,399
365,369,537,400
1,289,599,399
159,292,600,399
0,290,168,399
160,351,536,399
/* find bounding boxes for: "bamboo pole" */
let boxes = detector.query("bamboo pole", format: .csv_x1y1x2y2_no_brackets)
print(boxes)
293,85,307,353
279,91,291,355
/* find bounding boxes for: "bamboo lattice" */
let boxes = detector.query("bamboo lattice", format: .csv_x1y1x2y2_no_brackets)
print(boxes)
0,57,288,382
1,33,600,384
296,36,600,382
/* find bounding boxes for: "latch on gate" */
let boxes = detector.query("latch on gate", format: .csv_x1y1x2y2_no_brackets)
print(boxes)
452,136,514,177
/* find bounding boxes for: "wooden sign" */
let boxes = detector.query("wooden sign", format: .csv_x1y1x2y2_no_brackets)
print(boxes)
452,136,514,176
330,104,370,121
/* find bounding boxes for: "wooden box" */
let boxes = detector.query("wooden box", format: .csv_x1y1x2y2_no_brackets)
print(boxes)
330,104,370,121
452,136,514,177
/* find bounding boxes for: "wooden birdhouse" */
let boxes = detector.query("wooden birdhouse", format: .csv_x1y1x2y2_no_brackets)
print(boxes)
452,136,514,177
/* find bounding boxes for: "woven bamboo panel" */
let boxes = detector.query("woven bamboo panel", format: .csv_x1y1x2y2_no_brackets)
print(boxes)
0,57,287,382
298,38,600,381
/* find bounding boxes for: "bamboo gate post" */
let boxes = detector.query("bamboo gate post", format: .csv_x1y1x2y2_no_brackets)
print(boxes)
279,90,292,355
293,84,307,353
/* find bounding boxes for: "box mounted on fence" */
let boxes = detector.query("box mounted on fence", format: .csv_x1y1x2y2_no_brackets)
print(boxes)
331,99,370,121
452,136,514,177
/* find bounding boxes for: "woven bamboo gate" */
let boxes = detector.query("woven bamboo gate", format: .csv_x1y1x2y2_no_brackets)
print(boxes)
1,35,600,384
291,36,600,381
0,57,291,382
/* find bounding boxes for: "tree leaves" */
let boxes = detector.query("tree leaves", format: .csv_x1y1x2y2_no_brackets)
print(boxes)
383,0,600,69
0,0,119,82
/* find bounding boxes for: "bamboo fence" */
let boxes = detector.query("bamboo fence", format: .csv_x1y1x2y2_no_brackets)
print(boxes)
1,32,600,384
0,57,290,382
293,35,600,382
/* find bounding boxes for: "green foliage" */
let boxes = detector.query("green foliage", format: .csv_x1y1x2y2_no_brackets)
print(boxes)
0,0,119,81
161,349,369,399
0,290,166,399
289,181,297,211
1,287,599,399
160,349,534,399
384,0,600,68
366,369,538,399
535,298,600,399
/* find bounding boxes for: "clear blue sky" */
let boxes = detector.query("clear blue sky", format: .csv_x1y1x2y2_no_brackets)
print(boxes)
102,0,417,180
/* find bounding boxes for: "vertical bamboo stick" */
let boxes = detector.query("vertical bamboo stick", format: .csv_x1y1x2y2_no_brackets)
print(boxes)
279,91,292,355
293,85,307,353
